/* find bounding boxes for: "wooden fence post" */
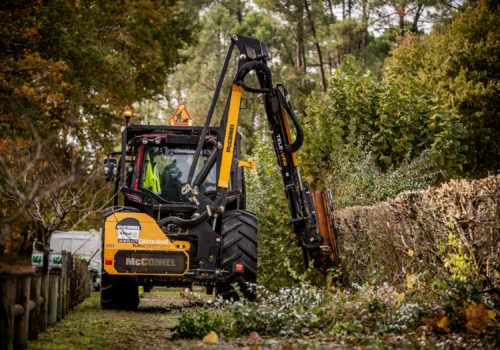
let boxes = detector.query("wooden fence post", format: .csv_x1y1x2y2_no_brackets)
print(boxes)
65,277,70,314
56,277,62,321
1,262,90,350
14,276,34,350
39,275,49,332
60,278,65,318
60,251,67,319
61,251,67,279
67,253,73,312
0,277,16,350
29,276,41,340
62,278,67,316
48,275,58,325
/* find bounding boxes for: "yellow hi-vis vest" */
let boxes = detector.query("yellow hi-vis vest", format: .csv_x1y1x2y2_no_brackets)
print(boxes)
143,153,161,194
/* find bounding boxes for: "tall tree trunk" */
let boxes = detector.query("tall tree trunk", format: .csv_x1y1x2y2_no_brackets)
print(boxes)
411,1,424,33
304,0,326,91
347,0,353,19
326,0,335,19
361,0,369,66
361,0,369,48
296,22,305,72
396,3,406,36
235,0,243,25
296,3,306,74
301,42,307,74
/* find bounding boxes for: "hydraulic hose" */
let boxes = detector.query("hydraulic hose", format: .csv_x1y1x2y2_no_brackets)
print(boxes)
157,210,209,230
235,61,273,90
276,86,304,153
157,188,227,230
235,62,303,153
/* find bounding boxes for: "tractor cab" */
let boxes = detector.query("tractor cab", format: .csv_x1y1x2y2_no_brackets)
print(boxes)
104,106,247,222
132,140,217,203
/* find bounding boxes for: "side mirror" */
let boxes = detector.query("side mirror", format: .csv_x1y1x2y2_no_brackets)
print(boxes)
104,158,117,181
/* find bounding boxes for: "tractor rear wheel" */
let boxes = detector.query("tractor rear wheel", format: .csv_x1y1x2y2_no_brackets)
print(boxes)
216,210,258,301
100,271,139,310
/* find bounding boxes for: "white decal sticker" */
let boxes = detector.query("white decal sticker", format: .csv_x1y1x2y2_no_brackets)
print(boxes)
115,217,142,243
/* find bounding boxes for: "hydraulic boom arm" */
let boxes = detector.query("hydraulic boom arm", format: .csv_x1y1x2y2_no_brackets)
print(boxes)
180,34,340,270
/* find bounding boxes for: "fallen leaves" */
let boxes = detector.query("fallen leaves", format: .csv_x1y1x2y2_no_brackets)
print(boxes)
436,315,450,333
417,302,498,335
202,330,218,344
248,331,260,339
240,332,263,350
242,346,262,350
465,303,496,332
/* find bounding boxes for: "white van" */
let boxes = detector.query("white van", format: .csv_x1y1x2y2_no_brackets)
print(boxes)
32,229,102,291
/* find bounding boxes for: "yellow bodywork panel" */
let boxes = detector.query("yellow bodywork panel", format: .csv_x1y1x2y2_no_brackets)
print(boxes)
103,212,190,276
218,84,243,188
238,160,255,169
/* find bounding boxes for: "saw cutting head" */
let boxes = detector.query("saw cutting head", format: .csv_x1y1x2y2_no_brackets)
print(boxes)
310,190,340,270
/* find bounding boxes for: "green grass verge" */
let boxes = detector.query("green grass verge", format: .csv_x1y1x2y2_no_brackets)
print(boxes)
29,292,181,350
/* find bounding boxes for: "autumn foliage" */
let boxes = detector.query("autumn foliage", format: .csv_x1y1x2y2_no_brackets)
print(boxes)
0,0,196,256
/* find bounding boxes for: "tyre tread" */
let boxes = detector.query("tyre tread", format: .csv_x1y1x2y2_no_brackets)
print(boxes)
216,210,258,301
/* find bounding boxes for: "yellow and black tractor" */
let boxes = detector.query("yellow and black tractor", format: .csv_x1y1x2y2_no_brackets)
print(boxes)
101,35,340,310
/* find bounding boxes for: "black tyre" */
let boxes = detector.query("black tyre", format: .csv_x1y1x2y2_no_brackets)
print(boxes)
216,210,258,301
100,271,139,310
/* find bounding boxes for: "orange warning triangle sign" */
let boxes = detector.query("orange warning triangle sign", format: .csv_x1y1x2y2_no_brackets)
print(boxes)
169,104,194,126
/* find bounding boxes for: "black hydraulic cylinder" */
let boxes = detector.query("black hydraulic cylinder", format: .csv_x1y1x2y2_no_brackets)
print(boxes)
187,39,236,187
